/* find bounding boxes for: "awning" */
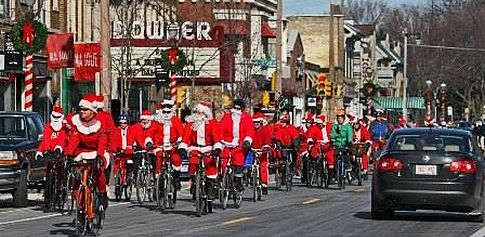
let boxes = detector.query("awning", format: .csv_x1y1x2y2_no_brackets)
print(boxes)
374,96,425,110
261,22,276,38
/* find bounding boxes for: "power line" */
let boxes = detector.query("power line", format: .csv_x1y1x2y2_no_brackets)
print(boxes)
408,43,485,52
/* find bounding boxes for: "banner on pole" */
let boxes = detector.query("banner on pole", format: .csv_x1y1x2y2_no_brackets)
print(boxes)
74,43,100,81
46,33,74,70
4,33,23,73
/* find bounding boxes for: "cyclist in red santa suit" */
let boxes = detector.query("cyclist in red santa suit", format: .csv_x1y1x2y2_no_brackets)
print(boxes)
153,99,185,190
179,102,222,201
251,112,274,194
351,118,372,174
314,114,334,168
299,112,322,183
64,95,109,210
131,110,163,168
112,114,135,185
220,99,255,191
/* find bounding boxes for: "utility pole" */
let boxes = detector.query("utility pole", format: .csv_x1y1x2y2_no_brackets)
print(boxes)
328,0,335,117
100,0,111,109
276,0,283,101
403,31,408,119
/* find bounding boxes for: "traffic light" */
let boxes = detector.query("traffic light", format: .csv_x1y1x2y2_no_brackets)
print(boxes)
317,73,326,97
324,81,333,97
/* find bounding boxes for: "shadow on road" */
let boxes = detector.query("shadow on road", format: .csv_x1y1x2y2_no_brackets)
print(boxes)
50,222,76,236
355,211,475,222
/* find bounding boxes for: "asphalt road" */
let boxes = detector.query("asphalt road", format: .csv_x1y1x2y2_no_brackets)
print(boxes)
0,176,484,237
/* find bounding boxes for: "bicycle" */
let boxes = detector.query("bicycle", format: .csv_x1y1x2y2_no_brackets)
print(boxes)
133,148,155,204
219,148,243,209
335,147,350,190
43,150,66,212
194,149,212,216
317,143,330,189
350,142,370,186
250,148,265,202
64,159,77,215
279,148,293,192
73,157,105,236
156,146,176,211
113,151,134,202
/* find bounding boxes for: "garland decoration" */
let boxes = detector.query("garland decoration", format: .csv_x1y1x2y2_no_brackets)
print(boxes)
11,19,48,53
158,47,188,73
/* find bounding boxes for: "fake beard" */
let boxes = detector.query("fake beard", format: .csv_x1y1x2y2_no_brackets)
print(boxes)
191,114,207,131
50,119,63,131
230,108,242,115
161,112,172,121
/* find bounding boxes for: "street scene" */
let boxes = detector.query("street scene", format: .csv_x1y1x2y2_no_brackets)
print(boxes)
1,0,485,236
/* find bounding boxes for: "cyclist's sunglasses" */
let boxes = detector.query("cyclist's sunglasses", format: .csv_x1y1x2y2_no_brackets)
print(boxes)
119,121,128,124
79,107,90,112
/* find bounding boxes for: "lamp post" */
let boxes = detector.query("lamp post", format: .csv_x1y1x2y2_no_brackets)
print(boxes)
424,80,433,118
402,29,408,119
438,83,447,122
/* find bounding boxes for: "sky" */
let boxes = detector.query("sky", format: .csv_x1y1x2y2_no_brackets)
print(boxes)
284,0,424,16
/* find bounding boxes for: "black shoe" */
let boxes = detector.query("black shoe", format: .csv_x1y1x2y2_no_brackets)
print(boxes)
262,186,268,195
174,171,181,191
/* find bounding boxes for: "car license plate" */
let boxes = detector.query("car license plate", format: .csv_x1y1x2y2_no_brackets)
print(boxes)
415,165,437,175
181,164,188,172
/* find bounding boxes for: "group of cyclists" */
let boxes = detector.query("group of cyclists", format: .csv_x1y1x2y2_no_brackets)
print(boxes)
35,93,398,235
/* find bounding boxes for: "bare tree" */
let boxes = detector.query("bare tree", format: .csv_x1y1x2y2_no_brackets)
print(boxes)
344,0,390,25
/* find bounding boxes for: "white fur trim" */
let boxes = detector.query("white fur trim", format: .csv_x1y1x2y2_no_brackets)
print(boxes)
95,101,104,109
36,151,43,157
196,122,206,146
54,146,63,153
71,114,101,135
187,146,212,153
162,99,175,106
307,138,314,143
51,111,63,117
163,123,171,146
172,164,182,171
232,113,241,143
244,136,252,145
50,120,63,132
195,104,212,120
206,174,218,179
213,142,223,151
178,142,188,150
140,115,153,120
74,151,97,161
144,137,154,146
78,99,96,112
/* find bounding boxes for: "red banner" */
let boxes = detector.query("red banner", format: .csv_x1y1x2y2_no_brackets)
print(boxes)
74,43,101,81
46,33,74,70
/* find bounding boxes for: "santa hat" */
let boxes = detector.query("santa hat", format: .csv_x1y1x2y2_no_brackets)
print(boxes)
195,102,212,120
315,114,326,124
78,94,97,113
51,106,64,119
303,113,315,123
375,108,384,116
158,99,175,111
92,95,104,110
140,110,153,120
347,114,357,123
252,112,266,122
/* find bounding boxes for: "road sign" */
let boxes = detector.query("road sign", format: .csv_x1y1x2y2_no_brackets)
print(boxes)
307,97,317,107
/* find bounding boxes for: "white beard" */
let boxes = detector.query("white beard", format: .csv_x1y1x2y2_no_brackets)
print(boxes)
50,120,63,131
162,113,172,121
230,109,242,115
191,114,207,132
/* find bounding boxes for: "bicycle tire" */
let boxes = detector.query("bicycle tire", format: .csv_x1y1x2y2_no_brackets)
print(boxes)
221,170,229,210
146,168,154,203
65,173,75,215
74,186,87,236
92,193,104,236
285,157,292,192
167,174,176,209
195,172,202,217
114,171,122,202
55,170,66,212
44,171,54,211
357,158,363,186
135,168,147,204
252,167,257,202
124,171,133,202
275,165,281,190
305,157,312,187
156,175,165,211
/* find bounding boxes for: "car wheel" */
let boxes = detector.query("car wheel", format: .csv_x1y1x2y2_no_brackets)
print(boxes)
371,191,393,220
13,169,28,207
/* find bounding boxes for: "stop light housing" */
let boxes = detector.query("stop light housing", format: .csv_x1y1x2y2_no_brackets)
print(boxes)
324,81,333,97
316,73,326,97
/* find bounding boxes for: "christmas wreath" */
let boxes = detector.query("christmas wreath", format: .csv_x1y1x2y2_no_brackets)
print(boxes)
363,82,379,97
11,19,48,53
158,47,188,73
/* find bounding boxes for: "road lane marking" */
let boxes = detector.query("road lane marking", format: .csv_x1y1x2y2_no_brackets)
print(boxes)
354,189,366,192
223,217,253,225
302,198,320,204
0,213,62,226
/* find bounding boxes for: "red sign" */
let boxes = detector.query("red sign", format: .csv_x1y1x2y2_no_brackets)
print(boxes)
74,43,101,81
46,33,74,70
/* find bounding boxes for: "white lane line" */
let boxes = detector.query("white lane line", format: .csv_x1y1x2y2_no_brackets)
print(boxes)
302,198,320,204
223,216,253,225
0,213,62,226
470,225,485,237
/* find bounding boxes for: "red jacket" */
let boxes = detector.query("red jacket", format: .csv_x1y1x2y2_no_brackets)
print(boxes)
252,124,274,149
131,121,163,150
38,122,68,153
112,126,135,153
158,116,184,146
181,119,222,149
97,110,116,150
274,123,299,147
353,126,371,143
65,114,107,157
220,111,255,145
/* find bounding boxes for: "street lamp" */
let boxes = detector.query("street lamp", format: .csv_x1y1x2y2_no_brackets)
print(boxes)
439,83,447,122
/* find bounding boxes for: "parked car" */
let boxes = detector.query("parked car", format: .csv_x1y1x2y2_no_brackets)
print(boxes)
0,112,45,207
372,128,485,221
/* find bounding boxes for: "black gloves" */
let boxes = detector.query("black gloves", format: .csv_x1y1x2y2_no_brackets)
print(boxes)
54,148,62,155
212,148,222,157
178,148,187,160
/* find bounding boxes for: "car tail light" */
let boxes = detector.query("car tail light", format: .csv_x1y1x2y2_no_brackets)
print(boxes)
450,160,476,174
378,157,403,172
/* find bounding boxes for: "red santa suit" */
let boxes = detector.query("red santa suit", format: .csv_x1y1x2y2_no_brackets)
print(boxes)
112,119,135,183
219,109,255,168
251,112,273,186
314,115,334,166
37,106,68,155
153,100,185,173
131,110,163,151
94,95,117,152
352,120,372,171
273,115,300,167
179,103,222,179
65,97,108,194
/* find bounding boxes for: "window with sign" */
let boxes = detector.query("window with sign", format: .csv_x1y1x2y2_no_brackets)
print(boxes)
0,0,9,18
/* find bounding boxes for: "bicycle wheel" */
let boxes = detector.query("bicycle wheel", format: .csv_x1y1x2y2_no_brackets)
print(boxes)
305,157,312,187
167,174,176,209
156,175,165,211
275,164,281,190
195,173,202,217
65,173,75,215
124,171,133,202
44,172,54,211
252,167,258,202
74,187,87,236
221,170,230,210
357,158,363,186
55,171,66,212
135,168,147,204
146,169,154,202
285,157,292,192
114,171,122,202
340,159,346,190
92,193,105,236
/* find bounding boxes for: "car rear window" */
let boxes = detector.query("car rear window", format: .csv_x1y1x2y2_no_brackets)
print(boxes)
390,133,472,152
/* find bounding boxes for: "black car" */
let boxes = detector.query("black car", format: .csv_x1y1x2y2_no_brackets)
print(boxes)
372,128,484,221
0,112,45,207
